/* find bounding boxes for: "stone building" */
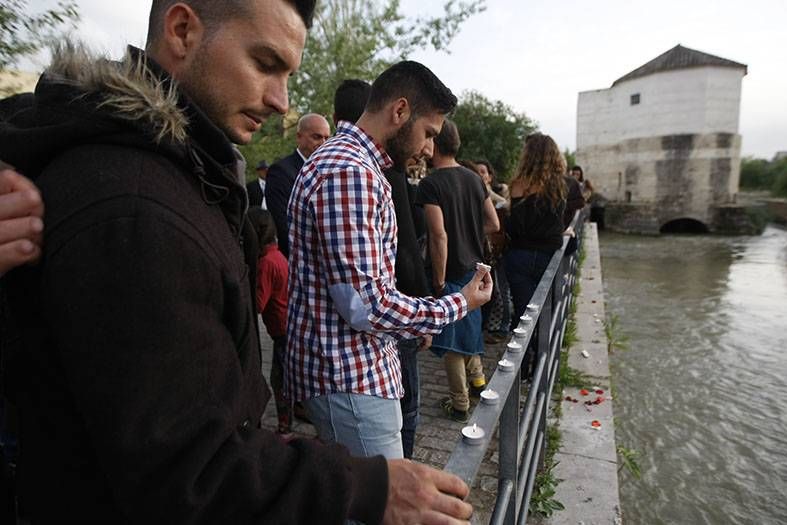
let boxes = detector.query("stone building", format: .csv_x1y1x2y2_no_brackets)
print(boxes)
576,45,751,233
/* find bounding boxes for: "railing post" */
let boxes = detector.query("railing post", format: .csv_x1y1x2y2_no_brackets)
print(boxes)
535,288,552,474
498,375,519,525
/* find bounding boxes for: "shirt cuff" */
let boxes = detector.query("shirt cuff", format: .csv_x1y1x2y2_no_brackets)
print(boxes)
440,292,468,324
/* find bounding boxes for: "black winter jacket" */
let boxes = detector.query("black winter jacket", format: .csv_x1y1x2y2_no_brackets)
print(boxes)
0,45,387,524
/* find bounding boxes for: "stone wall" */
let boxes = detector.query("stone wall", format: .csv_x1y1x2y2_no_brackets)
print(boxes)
577,132,742,232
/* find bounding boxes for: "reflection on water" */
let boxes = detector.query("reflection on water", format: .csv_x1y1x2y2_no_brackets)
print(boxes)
601,225,787,525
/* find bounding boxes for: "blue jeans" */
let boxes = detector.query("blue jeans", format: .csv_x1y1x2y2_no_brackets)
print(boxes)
397,337,420,459
304,392,404,459
505,248,554,330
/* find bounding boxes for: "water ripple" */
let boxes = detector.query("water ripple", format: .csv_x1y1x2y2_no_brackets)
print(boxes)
603,226,787,525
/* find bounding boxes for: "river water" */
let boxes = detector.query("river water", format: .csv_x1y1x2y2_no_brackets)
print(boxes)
600,225,787,525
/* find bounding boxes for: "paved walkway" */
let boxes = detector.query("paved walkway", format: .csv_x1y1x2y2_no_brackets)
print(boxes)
259,225,616,524
258,330,509,523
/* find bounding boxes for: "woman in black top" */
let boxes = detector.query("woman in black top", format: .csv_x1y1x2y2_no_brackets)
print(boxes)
505,133,568,329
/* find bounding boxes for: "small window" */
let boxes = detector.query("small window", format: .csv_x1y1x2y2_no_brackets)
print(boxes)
630,93,640,105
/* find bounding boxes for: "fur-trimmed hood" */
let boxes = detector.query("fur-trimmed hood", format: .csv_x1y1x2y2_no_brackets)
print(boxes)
0,43,238,183
46,42,189,145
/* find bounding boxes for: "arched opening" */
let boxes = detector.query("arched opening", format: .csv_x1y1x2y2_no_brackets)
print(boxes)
659,218,709,234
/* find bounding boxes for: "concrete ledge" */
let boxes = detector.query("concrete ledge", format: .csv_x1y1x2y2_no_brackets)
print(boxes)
545,223,622,525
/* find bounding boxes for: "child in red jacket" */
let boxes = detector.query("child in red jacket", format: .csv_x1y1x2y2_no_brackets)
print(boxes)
248,209,291,435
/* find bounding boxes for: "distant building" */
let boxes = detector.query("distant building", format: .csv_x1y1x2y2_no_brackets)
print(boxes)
576,45,750,233
774,151,787,161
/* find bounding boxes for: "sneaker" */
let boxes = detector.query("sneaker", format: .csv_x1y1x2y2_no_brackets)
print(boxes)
469,382,486,398
440,398,468,423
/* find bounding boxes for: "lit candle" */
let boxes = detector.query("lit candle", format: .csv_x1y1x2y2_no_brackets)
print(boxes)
506,341,523,353
513,327,527,338
498,358,514,372
520,314,533,323
526,303,539,313
462,423,485,444
480,389,500,405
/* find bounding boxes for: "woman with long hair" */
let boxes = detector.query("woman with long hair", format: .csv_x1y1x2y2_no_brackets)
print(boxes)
505,133,569,328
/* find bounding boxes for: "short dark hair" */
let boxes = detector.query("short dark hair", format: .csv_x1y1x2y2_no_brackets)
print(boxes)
248,208,277,247
434,119,461,157
147,0,316,45
571,165,584,181
334,79,371,124
366,61,457,118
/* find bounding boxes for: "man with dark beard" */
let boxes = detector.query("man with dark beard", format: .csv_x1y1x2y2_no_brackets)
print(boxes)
286,61,493,459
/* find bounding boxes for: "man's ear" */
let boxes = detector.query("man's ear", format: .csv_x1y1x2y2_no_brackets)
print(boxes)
155,4,206,71
390,98,411,126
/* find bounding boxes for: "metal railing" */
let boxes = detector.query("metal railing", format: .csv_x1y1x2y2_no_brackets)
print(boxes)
443,208,589,525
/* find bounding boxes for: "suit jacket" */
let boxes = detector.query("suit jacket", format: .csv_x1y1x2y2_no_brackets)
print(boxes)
265,150,304,256
246,179,265,208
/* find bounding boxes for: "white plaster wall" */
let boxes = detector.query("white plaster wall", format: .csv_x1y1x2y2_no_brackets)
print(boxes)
577,67,744,148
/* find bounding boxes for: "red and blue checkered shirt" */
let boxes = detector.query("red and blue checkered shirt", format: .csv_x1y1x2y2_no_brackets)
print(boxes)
285,122,469,402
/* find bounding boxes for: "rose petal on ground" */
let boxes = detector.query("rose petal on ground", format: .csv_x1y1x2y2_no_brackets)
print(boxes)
591,420,601,428
579,389,589,396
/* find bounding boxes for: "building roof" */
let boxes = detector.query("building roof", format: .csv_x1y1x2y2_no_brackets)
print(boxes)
612,45,747,86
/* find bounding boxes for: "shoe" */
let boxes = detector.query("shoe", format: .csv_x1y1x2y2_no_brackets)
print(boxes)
441,398,468,423
469,382,486,398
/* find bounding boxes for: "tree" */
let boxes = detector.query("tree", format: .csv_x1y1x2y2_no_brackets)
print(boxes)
739,157,772,190
0,0,79,72
563,148,576,170
239,0,485,179
452,90,537,181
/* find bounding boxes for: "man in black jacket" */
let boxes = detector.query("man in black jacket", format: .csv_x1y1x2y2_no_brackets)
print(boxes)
246,159,269,208
265,112,330,256
0,1,473,523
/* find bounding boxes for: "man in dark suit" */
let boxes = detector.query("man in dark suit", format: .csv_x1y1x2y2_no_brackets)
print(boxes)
265,113,330,256
246,160,269,208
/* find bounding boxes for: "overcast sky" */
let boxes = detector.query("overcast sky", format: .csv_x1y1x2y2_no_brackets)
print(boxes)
25,0,787,159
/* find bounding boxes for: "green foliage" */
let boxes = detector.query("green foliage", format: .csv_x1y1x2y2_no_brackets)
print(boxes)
238,116,296,182
0,0,79,72
240,0,485,179
563,148,576,170
452,90,536,181
772,159,787,198
289,0,485,118
739,157,771,189
604,314,629,354
740,156,787,197
617,445,642,479
529,461,565,518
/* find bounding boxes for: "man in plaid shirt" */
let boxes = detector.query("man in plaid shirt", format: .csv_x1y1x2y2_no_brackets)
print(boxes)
287,61,493,459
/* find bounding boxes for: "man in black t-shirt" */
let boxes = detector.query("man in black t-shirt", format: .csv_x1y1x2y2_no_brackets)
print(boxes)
417,120,499,422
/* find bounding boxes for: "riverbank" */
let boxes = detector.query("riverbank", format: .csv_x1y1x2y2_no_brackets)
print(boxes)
545,222,622,525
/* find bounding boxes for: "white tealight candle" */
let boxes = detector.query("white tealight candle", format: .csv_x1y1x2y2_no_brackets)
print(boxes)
506,341,523,353
520,314,533,323
513,327,527,338
480,389,500,404
526,303,539,313
462,423,485,444
498,358,514,372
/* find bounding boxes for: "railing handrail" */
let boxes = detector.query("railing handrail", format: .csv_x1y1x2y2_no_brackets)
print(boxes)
443,207,589,525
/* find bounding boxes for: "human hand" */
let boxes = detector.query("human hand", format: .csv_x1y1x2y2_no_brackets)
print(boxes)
383,459,472,525
418,334,433,351
459,266,493,311
0,168,44,275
